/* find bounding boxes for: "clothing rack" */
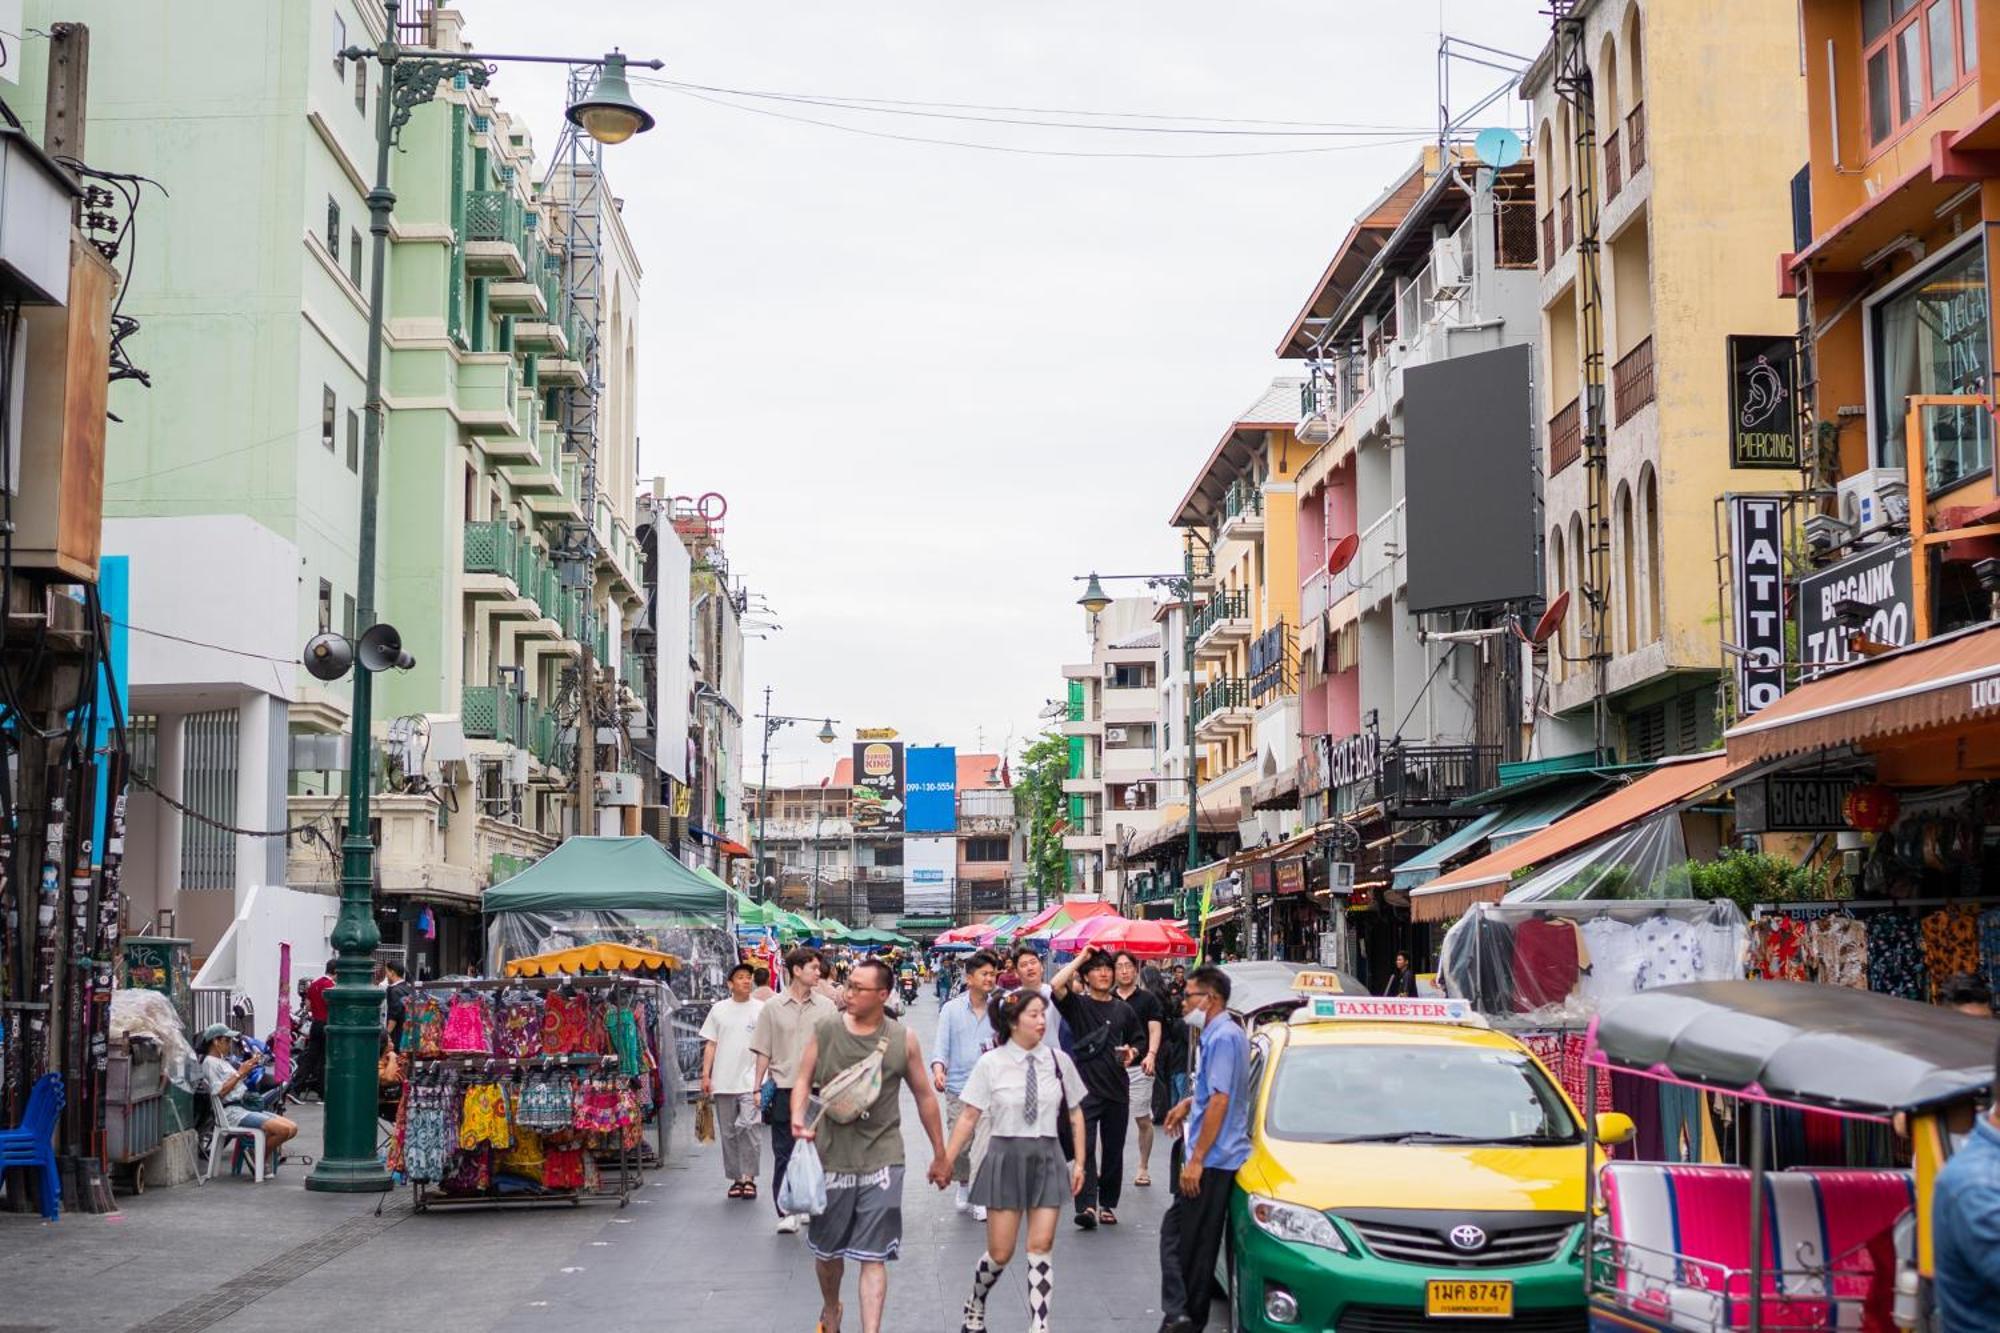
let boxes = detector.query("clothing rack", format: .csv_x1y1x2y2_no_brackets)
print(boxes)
1751,896,2000,920
401,976,655,1213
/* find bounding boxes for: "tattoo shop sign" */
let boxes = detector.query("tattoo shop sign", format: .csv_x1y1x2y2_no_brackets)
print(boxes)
1729,496,1786,715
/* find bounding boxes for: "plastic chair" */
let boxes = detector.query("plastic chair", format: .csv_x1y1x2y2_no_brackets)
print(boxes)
199,1091,268,1183
0,1072,65,1221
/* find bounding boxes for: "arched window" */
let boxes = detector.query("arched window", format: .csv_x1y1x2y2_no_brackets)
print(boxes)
1569,513,1588,661
1616,483,1636,654
1624,5,1646,108
1549,525,1567,681
1640,465,1662,643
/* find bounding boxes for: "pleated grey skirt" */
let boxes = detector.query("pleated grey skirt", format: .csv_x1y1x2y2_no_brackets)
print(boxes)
968,1135,1071,1212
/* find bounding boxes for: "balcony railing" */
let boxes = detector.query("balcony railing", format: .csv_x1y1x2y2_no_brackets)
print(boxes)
1603,130,1622,203
1191,676,1250,727
1613,336,1656,425
1550,397,1582,475
1190,588,1249,641
462,190,525,248
1559,188,1574,252
463,519,517,577
1378,742,1501,819
463,685,516,744
1355,502,1405,606
1222,478,1262,524
1625,102,1646,175
1541,210,1555,272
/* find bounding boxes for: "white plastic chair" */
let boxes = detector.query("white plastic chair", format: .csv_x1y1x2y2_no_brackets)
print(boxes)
199,1090,268,1183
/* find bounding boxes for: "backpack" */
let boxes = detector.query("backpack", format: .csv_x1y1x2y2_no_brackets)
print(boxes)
815,1035,891,1126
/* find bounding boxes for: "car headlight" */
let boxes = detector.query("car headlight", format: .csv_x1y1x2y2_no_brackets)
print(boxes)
1247,1194,1348,1253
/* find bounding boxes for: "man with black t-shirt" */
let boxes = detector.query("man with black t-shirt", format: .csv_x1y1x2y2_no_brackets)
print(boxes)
1052,948,1143,1229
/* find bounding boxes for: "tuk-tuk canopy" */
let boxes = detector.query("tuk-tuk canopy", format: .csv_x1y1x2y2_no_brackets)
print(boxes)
1589,980,1995,1115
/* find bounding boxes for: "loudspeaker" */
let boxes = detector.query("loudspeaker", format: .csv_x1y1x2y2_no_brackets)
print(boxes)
356,622,415,673
303,632,353,682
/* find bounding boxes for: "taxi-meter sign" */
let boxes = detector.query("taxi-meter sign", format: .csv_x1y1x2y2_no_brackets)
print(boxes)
1307,995,1477,1024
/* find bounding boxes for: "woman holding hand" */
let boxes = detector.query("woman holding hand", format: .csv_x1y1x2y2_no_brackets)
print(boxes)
935,988,1086,1333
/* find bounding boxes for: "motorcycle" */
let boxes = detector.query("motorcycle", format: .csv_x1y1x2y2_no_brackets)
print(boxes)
898,975,919,1006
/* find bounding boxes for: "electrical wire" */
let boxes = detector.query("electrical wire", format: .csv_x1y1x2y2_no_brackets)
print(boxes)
102,423,313,488
125,767,326,839
655,85,1435,161
109,618,300,665
638,77,1436,137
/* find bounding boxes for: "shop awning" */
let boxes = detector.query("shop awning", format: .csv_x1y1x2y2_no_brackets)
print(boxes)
481,836,731,919
1724,624,2000,766
1250,769,1300,811
1485,782,1603,849
1232,829,1318,867
503,943,681,977
1390,810,1504,891
1409,753,1741,923
1391,783,1599,892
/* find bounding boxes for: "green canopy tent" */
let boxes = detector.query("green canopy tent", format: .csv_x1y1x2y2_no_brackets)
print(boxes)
813,918,850,940
483,837,735,986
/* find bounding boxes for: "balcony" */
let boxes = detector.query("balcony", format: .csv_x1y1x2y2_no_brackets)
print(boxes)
1191,676,1252,737
462,685,517,744
526,453,585,524
1190,588,1251,661
458,358,528,450
1354,502,1405,609
1602,130,1622,205
461,190,526,279
488,273,546,318
1379,742,1500,820
1559,189,1573,252
463,519,521,599
1625,102,1646,175
1217,478,1264,541
540,350,586,389
1612,336,1655,425
1549,396,1582,476
1541,210,1555,273
1061,775,1099,795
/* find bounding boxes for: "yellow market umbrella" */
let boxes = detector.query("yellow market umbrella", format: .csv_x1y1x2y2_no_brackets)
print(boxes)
503,942,682,977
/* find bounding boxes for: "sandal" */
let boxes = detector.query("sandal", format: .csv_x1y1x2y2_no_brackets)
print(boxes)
1099,1207,1119,1226
817,1301,843,1333
1074,1208,1098,1230
742,1180,757,1199
1133,1172,1152,1187
728,1181,747,1199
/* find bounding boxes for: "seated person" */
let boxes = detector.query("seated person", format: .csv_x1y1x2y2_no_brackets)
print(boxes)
197,1023,299,1165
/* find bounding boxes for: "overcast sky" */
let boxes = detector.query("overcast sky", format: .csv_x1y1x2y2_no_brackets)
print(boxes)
467,0,1550,786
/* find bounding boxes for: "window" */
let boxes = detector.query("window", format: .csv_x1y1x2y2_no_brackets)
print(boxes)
1107,663,1155,690
321,385,337,452
332,13,346,76
962,837,1010,863
1865,0,1975,146
348,228,362,287
1263,1044,1580,1146
346,407,360,473
342,594,356,640
873,845,904,868
354,56,368,115
1872,241,1992,488
325,197,340,257
318,579,333,632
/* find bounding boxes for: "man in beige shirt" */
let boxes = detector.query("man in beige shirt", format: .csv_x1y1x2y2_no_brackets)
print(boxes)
752,945,839,1233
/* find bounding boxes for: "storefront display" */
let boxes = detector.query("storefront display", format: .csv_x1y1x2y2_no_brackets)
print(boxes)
391,976,675,1210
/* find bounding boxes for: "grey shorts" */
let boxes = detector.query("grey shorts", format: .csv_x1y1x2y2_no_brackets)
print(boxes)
807,1165,904,1263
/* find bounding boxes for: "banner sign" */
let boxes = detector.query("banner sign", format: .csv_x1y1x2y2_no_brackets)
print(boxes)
905,745,958,833
852,741,905,832
1727,335,1800,469
1797,540,1913,678
1246,861,1275,896
1729,496,1786,715
1276,858,1306,895
1735,776,1860,833
904,835,955,915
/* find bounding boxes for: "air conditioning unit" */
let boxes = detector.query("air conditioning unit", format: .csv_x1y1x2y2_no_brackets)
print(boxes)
1429,236,1467,292
1105,726,1128,743
1835,468,1909,539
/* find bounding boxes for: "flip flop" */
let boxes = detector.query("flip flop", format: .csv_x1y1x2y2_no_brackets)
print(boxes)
1099,1208,1119,1226
1133,1173,1152,1187
1074,1208,1098,1230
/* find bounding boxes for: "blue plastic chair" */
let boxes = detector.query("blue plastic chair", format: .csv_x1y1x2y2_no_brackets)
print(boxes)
0,1073,65,1220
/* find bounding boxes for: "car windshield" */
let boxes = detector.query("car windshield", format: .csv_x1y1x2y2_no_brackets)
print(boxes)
1264,1042,1581,1145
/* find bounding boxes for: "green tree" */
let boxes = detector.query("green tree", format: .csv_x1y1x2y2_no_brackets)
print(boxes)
1016,729,1071,906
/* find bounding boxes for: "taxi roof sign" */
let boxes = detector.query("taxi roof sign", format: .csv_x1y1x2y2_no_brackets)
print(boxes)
1300,995,1487,1027
1290,970,1347,995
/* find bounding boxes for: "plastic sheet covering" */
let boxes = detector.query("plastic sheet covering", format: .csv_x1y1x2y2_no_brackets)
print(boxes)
1438,898,1748,1026
111,987,197,1089
1500,809,1690,904
487,910,738,1006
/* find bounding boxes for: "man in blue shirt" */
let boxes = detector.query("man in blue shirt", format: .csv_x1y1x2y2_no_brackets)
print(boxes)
1933,1063,2000,1332
1157,965,1252,1332
931,949,999,1218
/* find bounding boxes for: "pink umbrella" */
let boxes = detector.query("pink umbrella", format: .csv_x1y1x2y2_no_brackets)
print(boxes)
1049,914,1125,953
1074,917,1198,958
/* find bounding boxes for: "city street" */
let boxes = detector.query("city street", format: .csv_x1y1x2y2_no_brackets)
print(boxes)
0,996,1184,1333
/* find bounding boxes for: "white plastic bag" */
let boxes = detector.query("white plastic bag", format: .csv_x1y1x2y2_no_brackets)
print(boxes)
778,1138,829,1216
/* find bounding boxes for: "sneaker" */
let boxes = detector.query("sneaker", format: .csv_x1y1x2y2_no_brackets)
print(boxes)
970,1205,988,1222
776,1214,802,1234
954,1182,970,1213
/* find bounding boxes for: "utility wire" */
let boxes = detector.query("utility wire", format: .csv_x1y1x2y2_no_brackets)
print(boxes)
640,77,1435,137
103,423,311,487
655,85,1433,160
110,618,299,665
126,768,327,838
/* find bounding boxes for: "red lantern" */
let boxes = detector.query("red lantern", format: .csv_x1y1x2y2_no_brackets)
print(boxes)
1843,784,1900,833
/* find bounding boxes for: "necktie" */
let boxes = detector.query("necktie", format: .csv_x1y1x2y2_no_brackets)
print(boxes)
1024,1049,1040,1123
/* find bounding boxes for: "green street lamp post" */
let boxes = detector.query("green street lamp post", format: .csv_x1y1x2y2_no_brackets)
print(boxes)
306,1,661,1194
753,685,838,903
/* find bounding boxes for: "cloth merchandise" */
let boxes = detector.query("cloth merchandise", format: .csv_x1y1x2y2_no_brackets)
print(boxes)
441,1147,491,1194
1511,916,1590,1011
496,994,543,1058
1750,915,1809,981
1576,919,1645,1009
1631,913,1706,990
1920,905,1982,998
608,1003,646,1076
401,993,446,1057
1805,915,1869,988
542,992,592,1055
440,992,493,1054
458,1082,512,1150
1866,912,1929,1000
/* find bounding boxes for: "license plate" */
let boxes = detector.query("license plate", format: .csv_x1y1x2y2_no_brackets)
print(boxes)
1425,1279,1513,1318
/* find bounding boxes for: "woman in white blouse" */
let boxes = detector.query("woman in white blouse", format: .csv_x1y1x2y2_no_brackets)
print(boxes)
941,988,1086,1333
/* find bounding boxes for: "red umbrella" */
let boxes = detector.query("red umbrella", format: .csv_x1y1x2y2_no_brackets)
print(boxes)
1078,917,1198,958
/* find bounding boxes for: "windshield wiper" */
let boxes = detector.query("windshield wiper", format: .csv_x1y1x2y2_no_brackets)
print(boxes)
1310,1131,1578,1146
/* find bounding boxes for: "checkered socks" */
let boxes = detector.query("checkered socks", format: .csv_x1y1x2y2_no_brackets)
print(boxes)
962,1253,1005,1332
1025,1251,1053,1333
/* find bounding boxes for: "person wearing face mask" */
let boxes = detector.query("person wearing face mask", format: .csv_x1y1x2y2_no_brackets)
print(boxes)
1156,967,1251,1333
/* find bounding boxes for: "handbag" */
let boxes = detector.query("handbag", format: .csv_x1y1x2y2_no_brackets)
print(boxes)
815,1037,890,1126
694,1096,716,1144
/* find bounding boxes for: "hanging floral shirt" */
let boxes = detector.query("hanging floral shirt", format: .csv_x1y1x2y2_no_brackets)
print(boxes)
1804,916,1868,989
1921,906,1982,999
1866,912,1929,1001
1751,916,1809,982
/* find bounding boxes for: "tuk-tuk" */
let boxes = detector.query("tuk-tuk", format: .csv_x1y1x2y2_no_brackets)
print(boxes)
1582,980,1993,1331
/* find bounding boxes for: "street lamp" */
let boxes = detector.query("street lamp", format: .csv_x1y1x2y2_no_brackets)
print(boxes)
305,1,661,1196
754,685,839,902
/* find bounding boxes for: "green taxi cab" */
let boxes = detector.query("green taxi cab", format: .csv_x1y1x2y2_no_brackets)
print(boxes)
1223,990,1629,1331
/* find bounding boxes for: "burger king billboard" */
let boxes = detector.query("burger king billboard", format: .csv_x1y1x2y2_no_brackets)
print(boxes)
851,740,905,833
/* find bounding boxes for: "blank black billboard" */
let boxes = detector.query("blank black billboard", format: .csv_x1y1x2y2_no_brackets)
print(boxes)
1404,342,1538,615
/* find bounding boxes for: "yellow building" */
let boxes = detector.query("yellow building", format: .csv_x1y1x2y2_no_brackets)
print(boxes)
1526,0,1806,757
1169,379,1304,825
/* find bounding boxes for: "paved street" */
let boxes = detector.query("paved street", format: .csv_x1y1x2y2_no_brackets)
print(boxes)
1,996,1185,1333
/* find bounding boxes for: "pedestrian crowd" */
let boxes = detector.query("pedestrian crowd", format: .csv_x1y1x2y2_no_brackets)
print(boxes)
695,942,1243,1333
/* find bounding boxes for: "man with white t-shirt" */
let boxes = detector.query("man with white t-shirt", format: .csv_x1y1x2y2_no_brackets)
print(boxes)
702,963,767,1201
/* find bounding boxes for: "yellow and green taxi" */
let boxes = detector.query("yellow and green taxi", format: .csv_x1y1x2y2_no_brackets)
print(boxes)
1224,989,1630,1331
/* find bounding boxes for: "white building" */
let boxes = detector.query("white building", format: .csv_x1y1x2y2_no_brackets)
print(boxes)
1061,596,1167,904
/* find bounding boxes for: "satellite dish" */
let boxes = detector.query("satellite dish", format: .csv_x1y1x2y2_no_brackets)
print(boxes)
356,622,416,673
302,632,353,682
1326,533,1360,578
1474,127,1525,170
1529,591,1571,646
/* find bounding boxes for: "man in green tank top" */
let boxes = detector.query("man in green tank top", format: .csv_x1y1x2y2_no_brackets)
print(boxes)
792,956,950,1333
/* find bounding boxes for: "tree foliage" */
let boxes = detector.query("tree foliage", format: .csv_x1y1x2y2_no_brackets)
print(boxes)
1016,729,1071,905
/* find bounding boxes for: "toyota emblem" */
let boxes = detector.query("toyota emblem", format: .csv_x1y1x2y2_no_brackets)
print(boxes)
1448,1224,1488,1252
